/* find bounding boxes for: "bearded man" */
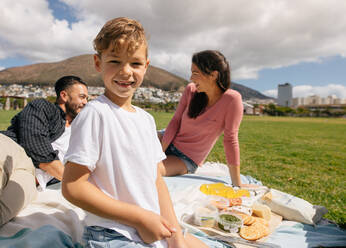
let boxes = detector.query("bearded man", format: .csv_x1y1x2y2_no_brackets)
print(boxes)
0,75,88,225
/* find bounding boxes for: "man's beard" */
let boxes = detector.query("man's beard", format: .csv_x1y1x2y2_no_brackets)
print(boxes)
65,101,79,119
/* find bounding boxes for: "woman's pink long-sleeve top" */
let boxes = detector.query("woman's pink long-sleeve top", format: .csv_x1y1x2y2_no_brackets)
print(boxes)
162,83,243,167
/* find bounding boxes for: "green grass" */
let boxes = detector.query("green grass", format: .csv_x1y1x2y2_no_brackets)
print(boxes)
149,112,346,228
0,110,18,130
235,116,346,228
1,110,346,227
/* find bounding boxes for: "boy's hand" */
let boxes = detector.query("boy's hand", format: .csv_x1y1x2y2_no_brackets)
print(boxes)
136,209,176,244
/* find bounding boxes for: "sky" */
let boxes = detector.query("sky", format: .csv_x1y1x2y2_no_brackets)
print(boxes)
0,0,346,99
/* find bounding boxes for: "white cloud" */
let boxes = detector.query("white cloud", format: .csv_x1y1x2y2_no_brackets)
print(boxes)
0,0,346,82
293,84,346,98
263,84,346,99
263,89,277,98
0,66,5,71
0,0,96,62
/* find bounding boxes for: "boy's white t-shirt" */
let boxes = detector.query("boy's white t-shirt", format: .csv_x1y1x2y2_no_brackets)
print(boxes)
36,126,72,190
64,95,167,248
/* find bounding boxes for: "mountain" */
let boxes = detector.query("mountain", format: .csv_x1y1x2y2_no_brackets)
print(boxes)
0,54,270,99
231,83,271,100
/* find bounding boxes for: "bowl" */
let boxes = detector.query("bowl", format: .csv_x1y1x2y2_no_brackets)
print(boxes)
217,212,243,233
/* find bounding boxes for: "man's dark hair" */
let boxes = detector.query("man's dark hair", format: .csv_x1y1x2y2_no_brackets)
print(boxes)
55,76,87,100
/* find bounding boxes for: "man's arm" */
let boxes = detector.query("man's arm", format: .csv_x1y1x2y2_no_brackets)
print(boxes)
16,100,64,168
62,161,175,244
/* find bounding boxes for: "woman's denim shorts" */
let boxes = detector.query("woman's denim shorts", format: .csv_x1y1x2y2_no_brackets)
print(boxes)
165,143,198,174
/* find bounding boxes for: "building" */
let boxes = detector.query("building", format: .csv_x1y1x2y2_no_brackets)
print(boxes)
291,94,345,108
242,102,254,115
277,83,292,107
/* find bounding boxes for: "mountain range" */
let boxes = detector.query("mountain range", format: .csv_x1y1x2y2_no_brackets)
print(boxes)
0,54,270,100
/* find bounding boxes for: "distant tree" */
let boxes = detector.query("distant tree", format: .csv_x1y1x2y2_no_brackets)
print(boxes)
322,107,332,117
263,103,277,116
0,97,5,106
297,107,309,117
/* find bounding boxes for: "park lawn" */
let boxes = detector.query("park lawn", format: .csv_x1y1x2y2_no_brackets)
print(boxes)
1,110,346,227
0,110,18,130
150,112,346,228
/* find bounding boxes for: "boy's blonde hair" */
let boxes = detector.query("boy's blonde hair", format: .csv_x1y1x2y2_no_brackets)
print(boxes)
93,17,148,57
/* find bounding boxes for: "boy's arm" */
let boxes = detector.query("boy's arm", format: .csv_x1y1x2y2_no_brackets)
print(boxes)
39,160,64,180
156,162,208,248
62,161,175,244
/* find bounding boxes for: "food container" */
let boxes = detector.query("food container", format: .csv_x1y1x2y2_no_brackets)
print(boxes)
217,212,243,233
193,204,218,228
208,195,230,210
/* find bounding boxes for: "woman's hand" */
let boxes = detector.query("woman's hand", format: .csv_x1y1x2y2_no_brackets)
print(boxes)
135,209,176,244
240,183,261,189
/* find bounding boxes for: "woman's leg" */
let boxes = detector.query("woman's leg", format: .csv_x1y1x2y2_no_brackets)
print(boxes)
160,155,188,176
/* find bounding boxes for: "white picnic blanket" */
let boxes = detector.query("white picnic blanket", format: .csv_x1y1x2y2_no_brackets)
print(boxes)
0,162,345,248
0,183,86,243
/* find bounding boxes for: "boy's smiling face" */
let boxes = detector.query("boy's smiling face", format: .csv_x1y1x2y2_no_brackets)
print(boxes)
94,42,149,107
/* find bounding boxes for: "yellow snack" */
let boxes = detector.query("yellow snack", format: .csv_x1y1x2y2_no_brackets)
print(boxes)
200,183,250,199
199,184,208,194
226,190,236,198
235,189,251,198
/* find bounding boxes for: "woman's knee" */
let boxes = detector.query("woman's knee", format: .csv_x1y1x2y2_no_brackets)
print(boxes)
162,156,188,176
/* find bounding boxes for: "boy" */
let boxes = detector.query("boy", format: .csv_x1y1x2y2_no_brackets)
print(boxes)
62,17,207,248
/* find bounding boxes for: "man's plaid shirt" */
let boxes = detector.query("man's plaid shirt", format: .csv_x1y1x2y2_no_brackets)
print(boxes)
1,99,66,168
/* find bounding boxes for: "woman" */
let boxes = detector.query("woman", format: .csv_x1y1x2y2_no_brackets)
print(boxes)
160,50,245,187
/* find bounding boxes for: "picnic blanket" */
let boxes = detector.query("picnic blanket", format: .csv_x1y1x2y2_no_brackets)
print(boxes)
0,162,345,248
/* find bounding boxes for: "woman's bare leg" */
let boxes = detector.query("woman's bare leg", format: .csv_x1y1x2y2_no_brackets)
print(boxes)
159,155,188,176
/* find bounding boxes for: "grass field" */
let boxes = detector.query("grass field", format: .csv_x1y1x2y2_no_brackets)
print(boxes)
151,112,346,228
0,110,18,130
1,110,346,227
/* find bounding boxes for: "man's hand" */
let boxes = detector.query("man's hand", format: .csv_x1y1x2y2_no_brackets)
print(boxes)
39,160,64,181
135,209,176,244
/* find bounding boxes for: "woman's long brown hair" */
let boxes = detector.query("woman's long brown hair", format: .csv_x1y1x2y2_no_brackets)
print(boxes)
188,50,231,118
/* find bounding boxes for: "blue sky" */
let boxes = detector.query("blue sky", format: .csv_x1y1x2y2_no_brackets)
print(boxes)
48,0,76,22
238,56,346,97
1,0,346,99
